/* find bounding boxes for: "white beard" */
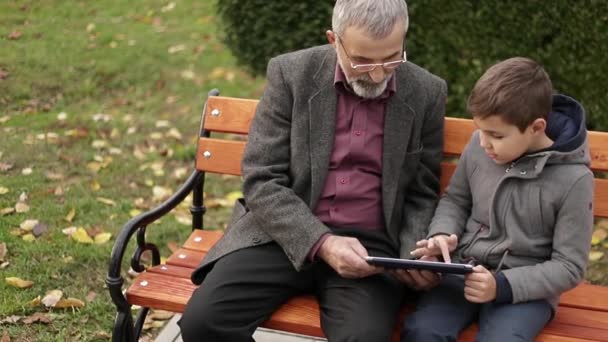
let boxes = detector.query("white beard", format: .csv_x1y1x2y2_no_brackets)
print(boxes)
337,55,389,99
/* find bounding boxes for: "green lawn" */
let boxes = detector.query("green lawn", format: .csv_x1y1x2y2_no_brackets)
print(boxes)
0,1,262,340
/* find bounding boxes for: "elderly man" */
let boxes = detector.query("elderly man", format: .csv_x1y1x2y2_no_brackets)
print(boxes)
179,1,447,340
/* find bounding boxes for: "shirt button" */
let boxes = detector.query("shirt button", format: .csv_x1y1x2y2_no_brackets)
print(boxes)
354,130,362,136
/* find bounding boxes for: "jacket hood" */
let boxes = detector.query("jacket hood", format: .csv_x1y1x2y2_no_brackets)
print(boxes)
546,94,586,153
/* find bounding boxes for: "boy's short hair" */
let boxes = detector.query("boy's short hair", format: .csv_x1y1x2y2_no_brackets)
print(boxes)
467,57,553,132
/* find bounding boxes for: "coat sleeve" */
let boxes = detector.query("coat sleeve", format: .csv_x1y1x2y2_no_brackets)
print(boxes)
399,79,447,257
426,134,477,238
502,172,594,303
241,57,330,270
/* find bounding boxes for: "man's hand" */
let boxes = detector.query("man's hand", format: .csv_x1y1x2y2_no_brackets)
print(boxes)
410,234,458,263
464,265,496,303
317,235,382,278
389,256,441,291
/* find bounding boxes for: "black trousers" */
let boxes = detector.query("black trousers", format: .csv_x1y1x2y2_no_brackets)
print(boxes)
179,228,406,342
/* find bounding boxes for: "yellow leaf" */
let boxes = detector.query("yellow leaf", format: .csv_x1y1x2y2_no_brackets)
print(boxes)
591,227,608,245
20,219,39,231
589,251,605,262
6,277,34,288
596,219,608,230
30,295,41,306
41,289,63,307
129,209,142,217
54,297,85,309
15,202,30,213
64,208,76,223
71,228,94,244
225,191,243,203
96,197,116,206
1,207,15,215
22,234,35,242
0,186,8,195
94,232,112,244
90,181,101,191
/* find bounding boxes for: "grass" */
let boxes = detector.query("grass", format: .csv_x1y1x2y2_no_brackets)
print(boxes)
0,0,262,340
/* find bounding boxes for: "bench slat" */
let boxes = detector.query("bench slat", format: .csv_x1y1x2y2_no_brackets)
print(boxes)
204,96,257,134
196,138,245,175
182,229,223,252
165,248,205,269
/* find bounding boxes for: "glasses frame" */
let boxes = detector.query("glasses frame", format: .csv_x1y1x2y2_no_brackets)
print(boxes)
335,34,407,72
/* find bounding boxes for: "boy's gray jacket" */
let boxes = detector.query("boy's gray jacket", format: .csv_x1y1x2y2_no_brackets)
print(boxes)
428,95,594,309
191,44,447,285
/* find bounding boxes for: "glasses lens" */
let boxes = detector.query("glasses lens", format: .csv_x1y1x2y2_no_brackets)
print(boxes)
353,64,376,72
383,61,403,70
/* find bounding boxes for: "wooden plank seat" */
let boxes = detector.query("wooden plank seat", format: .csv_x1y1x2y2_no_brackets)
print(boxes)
109,94,608,342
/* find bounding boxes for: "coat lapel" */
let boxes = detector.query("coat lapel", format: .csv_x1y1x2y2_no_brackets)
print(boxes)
382,66,415,229
309,49,337,208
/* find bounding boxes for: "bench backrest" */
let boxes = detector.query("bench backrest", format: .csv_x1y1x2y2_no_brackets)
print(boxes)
196,95,608,219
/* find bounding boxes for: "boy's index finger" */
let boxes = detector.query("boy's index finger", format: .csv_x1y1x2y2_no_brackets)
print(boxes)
436,237,452,263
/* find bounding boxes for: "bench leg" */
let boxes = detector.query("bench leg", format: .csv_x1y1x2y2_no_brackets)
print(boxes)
112,310,136,342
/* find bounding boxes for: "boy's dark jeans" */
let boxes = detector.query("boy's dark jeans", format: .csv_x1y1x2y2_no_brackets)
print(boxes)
402,274,552,342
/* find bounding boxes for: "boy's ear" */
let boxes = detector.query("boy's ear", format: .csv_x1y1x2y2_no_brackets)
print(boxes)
531,118,547,134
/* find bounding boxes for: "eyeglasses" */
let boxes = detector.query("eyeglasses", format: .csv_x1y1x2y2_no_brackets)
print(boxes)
335,34,407,72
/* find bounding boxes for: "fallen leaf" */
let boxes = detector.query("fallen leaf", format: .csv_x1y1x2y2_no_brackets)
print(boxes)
0,316,21,324
149,309,174,320
54,297,85,309
0,187,8,195
41,289,63,307
64,208,76,222
225,191,243,203
15,202,30,213
94,232,112,244
71,228,94,244
44,171,64,180
29,295,41,306
1,208,15,215
591,228,608,246
5,277,34,288
90,180,101,191
18,192,28,202
8,30,22,40
57,112,68,121
0,242,6,261
589,251,605,262
19,219,39,231
0,261,9,269
152,186,172,201
21,168,32,175
129,209,142,217
96,197,116,206
0,163,14,172
85,291,97,302
1,329,9,342
22,234,35,242
596,219,608,230
62,226,77,236
22,312,52,324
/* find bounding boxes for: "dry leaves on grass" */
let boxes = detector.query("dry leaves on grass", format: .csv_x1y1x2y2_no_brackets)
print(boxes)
38,289,85,309
63,227,112,245
5,277,34,289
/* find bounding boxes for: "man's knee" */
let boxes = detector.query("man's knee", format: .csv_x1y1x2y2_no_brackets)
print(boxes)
178,302,221,340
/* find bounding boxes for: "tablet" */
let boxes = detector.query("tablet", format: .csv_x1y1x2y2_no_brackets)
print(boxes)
365,256,474,274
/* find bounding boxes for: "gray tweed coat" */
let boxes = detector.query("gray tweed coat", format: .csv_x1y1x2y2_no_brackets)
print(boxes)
192,44,447,285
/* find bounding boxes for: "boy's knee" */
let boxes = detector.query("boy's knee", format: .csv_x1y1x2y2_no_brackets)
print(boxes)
401,318,459,342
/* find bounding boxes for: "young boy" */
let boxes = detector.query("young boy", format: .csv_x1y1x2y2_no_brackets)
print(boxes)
402,57,594,341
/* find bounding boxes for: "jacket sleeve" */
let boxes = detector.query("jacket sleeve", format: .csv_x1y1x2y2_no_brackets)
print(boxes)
399,79,447,257
502,172,594,303
241,57,330,270
426,134,476,238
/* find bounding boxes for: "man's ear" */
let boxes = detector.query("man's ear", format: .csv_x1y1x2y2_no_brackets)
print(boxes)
326,30,336,46
531,118,547,134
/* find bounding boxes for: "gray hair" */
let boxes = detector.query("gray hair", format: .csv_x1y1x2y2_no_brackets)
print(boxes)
332,0,409,38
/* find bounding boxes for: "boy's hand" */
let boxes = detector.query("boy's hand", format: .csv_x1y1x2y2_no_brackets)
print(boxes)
410,234,458,263
464,265,496,303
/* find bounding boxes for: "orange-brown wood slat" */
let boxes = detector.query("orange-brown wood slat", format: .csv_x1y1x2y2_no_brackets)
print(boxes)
545,306,608,340
165,248,205,269
588,131,608,172
127,272,196,312
146,264,195,279
196,138,245,175
182,229,224,252
594,178,608,218
561,283,608,312
204,96,257,134
443,117,476,156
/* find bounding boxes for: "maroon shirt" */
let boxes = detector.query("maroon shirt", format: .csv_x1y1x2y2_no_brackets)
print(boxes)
309,65,396,259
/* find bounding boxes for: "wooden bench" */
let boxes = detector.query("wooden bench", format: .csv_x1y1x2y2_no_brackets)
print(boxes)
107,91,608,342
